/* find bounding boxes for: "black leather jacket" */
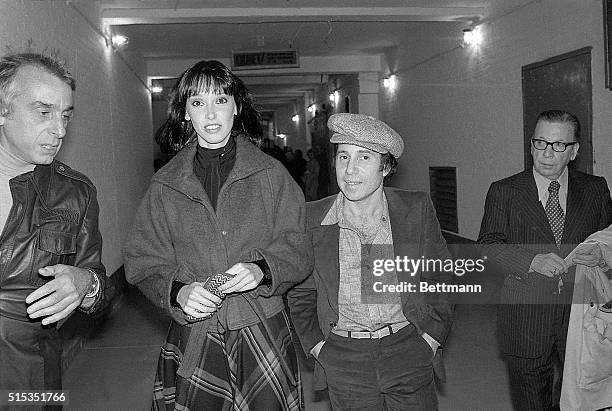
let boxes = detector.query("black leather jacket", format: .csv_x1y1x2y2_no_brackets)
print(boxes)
0,160,106,321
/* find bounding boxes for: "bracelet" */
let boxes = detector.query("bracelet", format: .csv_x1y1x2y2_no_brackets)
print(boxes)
84,269,100,298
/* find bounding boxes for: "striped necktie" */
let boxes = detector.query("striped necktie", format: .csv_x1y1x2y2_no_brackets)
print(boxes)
545,180,564,247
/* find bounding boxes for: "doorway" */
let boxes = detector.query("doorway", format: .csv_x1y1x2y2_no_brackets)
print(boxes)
522,47,593,174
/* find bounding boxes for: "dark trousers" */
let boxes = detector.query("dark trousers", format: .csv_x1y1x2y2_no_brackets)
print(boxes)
0,315,63,411
317,324,437,411
503,304,570,411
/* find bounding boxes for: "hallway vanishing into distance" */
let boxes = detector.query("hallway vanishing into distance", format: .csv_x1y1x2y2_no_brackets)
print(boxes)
63,285,512,410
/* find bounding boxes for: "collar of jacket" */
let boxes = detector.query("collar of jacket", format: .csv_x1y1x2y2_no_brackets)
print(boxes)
308,187,412,228
153,135,275,200
307,187,424,311
507,168,588,247
11,160,88,194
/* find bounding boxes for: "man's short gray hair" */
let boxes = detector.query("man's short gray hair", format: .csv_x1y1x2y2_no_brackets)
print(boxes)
0,52,75,116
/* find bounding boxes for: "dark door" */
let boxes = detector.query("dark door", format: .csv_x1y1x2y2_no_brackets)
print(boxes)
522,47,593,174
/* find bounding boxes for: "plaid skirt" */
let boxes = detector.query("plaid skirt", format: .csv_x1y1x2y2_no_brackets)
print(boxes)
152,310,302,411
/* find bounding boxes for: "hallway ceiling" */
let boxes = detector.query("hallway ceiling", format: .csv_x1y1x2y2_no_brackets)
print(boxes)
100,0,488,121
102,0,486,59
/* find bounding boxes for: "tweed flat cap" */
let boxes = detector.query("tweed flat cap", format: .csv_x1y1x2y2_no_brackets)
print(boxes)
328,113,404,158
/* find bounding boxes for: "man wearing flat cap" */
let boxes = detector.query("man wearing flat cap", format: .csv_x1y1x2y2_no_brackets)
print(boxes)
288,113,453,410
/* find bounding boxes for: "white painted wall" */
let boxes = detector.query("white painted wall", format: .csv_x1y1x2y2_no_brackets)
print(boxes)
0,0,154,273
380,0,612,239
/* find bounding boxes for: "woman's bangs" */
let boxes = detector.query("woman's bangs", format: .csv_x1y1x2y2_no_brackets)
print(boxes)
186,74,234,98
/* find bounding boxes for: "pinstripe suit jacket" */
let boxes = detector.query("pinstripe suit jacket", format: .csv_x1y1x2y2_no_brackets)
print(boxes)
478,169,612,357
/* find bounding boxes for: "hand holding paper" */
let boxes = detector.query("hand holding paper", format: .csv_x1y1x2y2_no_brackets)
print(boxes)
565,242,605,268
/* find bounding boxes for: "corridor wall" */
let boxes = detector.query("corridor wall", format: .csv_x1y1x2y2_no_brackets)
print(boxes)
0,0,154,274
380,0,612,239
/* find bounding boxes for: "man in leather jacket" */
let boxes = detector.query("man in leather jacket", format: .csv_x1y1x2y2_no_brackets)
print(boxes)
0,53,106,397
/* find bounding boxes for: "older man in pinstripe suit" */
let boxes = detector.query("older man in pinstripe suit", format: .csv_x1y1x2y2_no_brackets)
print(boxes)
478,110,612,411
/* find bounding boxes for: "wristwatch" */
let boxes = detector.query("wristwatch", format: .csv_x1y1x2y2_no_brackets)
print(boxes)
84,269,101,298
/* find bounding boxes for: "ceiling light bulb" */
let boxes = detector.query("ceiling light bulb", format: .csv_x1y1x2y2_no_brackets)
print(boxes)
463,26,483,47
384,75,397,90
112,35,128,47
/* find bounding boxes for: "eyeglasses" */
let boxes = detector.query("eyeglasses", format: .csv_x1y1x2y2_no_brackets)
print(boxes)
531,139,577,153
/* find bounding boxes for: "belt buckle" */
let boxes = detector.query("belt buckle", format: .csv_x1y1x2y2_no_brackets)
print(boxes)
372,328,384,339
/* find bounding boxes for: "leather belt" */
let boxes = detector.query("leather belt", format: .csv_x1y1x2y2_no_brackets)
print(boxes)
331,320,411,339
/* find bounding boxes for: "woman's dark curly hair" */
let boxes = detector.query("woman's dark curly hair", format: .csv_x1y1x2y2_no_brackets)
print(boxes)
155,60,262,154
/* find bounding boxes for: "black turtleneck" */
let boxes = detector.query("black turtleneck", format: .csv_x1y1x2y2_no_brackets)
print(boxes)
193,135,236,210
169,135,271,309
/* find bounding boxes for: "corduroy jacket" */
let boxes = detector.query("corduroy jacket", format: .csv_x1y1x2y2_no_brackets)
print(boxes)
288,188,453,390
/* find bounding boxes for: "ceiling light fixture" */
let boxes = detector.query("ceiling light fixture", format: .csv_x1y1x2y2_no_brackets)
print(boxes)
462,26,483,47
151,86,163,94
112,35,128,47
307,104,316,113
292,114,300,123
383,74,397,91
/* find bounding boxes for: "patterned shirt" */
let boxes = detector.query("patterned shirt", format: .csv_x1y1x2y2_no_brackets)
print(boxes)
321,193,407,331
